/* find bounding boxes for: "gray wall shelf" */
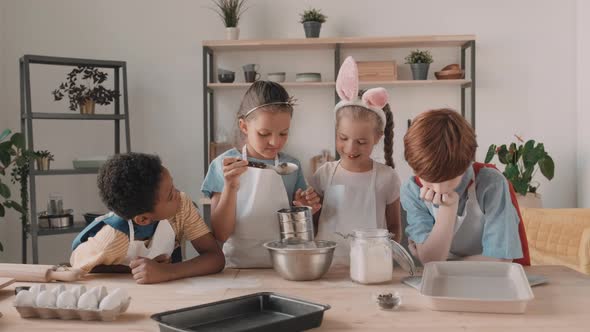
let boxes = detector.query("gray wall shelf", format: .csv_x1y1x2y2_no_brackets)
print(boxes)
19,54,131,264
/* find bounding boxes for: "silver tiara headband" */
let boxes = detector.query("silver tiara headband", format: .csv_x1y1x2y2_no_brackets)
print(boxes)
243,97,297,118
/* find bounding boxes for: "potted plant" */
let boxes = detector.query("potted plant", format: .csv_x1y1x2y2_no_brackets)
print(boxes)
299,8,327,38
0,129,36,253
34,150,54,171
52,66,119,115
405,50,434,80
211,0,248,40
485,135,555,208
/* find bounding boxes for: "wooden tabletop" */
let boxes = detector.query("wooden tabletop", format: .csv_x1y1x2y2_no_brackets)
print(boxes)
0,265,589,331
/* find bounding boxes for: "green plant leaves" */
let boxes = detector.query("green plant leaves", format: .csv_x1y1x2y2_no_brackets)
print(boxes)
405,49,434,64
504,164,519,179
0,129,10,142
487,137,555,194
485,144,496,163
497,145,509,164
0,149,10,168
511,177,529,196
0,181,10,198
4,200,25,214
539,155,555,180
10,133,25,150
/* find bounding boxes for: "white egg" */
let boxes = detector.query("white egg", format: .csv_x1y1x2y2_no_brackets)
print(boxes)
14,290,36,307
56,290,77,309
77,292,98,310
87,286,108,302
98,292,121,310
50,284,66,297
29,284,46,298
36,290,57,308
70,285,86,300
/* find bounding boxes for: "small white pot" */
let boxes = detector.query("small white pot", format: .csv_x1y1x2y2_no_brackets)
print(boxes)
226,27,240,40
516,193,543,209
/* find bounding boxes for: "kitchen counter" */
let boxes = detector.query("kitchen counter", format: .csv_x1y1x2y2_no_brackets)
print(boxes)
0,265,589,331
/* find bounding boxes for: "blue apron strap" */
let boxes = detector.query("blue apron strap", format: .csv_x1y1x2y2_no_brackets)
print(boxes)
71,213,128,251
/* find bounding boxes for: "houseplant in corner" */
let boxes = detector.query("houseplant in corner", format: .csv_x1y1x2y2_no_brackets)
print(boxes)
405,49,433,80
52,66,119,115
211,0,248,40
485,135,555,208
0,129,36,253
300,8,327,38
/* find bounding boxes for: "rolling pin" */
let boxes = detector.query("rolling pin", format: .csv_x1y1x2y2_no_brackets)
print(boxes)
0,264,81,282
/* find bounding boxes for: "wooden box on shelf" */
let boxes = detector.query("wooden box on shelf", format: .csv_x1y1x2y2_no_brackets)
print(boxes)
357,61,397,82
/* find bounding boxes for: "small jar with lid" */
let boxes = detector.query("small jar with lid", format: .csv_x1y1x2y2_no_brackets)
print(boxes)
350,229,394,284
344,228,416,284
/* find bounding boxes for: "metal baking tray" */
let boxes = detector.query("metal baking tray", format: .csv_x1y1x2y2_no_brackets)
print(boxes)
151,292,330,332
420,261,534,314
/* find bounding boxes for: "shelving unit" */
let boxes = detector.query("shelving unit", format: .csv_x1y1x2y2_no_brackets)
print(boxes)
201,34,476,177
19,54,131,264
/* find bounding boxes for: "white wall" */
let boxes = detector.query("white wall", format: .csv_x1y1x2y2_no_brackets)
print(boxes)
577,0,590,208
0,0,580,263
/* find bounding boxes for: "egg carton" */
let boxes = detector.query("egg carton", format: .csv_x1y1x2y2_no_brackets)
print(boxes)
14,297,131,321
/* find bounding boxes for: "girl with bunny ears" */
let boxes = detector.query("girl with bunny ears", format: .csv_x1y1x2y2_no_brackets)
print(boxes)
309,57,402,266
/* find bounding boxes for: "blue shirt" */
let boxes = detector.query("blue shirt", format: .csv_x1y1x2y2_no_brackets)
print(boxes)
201,148,307,203
400,165,523,259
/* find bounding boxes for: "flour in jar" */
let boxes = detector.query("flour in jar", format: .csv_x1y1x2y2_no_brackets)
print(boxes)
350,238,393,284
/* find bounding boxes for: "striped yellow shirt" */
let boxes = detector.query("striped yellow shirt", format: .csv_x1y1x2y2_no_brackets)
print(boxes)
70,192,210,273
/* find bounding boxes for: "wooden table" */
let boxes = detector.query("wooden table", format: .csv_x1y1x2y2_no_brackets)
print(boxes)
0,265,589,331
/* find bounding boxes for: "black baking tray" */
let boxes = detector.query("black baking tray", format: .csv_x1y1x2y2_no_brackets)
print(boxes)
150,292,330,332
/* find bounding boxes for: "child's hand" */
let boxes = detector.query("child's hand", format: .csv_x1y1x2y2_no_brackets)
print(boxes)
129,256,171,284
293,187,322,214
153,254,171,264
223,157,248,191
419,187,459,207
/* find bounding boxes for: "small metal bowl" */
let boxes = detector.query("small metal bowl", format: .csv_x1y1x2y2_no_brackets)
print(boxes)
38,210,73,229
264,240,337,281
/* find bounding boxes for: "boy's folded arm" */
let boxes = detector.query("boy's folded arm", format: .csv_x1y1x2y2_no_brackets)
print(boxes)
164,233,225,281
401,180,455,263
70,227,129,274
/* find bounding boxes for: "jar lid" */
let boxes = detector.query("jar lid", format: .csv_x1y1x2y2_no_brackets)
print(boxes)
388,240,416,276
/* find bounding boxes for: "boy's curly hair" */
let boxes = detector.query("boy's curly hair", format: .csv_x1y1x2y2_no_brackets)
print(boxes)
404,109,477,183
97,153,163,220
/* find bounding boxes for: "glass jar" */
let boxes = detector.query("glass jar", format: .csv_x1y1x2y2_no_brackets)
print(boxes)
350,229,393,284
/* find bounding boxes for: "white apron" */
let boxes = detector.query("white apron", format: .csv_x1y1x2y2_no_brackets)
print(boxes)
223,146,291,268
125,219,176,264
428,171,485,259
316,160,378,266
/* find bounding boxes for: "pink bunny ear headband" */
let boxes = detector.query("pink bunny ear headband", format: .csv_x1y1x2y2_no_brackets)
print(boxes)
335,56,390,130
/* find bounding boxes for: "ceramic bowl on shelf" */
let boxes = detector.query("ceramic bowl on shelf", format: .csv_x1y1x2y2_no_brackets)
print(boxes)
217,70,235,83
267,72,286,83
441,64,461,71
434,69,465,80
295,73,322,82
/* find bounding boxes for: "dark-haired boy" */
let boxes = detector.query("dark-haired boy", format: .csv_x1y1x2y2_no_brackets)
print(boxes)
71,153,224,284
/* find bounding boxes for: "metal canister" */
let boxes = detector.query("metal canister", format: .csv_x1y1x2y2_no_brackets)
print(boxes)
277,206,314,241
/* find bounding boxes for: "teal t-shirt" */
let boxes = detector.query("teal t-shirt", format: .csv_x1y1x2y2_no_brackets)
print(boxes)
201,148,307,203
401,165,523,260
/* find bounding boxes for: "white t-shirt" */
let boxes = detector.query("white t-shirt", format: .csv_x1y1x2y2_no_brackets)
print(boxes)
309,161,401,229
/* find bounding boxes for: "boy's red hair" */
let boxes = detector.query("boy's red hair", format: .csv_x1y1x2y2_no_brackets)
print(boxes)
404,109,477,182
